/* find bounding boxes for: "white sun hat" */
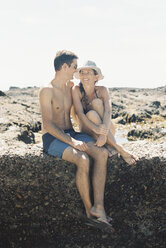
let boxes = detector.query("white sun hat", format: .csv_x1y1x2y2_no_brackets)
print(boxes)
74,60,104,81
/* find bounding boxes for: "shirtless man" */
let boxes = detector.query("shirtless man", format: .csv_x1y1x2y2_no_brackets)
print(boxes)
39,50,113,231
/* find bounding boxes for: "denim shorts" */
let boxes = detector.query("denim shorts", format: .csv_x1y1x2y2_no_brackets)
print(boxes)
42,129,94,158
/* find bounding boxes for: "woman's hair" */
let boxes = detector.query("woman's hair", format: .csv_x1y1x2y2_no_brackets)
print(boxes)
79,68,98,113
92,69,98,75
79,68,98,76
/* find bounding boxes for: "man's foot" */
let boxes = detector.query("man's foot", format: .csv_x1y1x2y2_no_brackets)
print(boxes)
85,206,115,233
90,206,107,220
86,216,115,233
90,206,113,223
119,150,137,165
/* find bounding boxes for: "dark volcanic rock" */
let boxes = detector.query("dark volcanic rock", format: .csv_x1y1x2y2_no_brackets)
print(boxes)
126,113,144,123
128,128,166,140
118,113,147,125
0,90,6,96
0,142,165,248
151,101,161,108
9,86,20,90
17,127,35,144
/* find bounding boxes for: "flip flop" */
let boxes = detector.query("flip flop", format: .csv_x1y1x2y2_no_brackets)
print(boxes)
90,214,113,223
107,216,113,222
85,217,115,233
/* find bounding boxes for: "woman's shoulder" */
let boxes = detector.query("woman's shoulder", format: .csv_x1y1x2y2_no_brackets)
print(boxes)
95,86,109,96
95,85,107,91
72,84,82,98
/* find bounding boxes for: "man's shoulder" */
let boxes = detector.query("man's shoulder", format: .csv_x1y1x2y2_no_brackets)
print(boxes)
40,83,53,92
39,84,53,98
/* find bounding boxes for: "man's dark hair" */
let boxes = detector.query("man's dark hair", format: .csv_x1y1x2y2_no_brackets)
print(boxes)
54,50,78,71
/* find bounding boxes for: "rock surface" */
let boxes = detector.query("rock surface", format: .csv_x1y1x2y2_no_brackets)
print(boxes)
0,86,166,247
0,142,166,248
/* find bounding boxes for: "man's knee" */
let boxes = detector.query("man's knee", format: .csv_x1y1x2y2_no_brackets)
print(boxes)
86,110,101,124
95,147,108,160
76,152,90,173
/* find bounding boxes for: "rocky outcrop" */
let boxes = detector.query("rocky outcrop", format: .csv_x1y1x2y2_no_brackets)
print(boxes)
111,86,166,127
0,86,166,247
0,141,165,248
128,127,166,140
1,86,166,146
0,90,6,96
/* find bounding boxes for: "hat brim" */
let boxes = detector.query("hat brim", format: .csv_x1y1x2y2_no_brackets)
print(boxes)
74,66,104,81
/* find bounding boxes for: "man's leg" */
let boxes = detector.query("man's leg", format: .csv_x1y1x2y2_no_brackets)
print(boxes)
62,146,92,217
84,143,109,221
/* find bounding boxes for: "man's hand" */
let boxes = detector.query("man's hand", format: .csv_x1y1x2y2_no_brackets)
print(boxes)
95,124,109,136
72,139,88,151
95,134,107,147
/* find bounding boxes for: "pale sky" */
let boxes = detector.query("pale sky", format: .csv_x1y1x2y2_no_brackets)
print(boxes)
0,0,166,91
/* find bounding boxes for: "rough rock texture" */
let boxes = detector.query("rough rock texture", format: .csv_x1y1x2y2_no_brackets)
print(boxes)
0,141,166,248
0,86,166,147
0,86,166,247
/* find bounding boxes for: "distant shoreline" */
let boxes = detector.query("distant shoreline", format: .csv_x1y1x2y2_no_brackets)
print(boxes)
0,84,165,93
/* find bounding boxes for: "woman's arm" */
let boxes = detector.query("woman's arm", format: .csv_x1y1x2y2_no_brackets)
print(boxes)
72,86,107,135
99,86,112,130
94,87,114,147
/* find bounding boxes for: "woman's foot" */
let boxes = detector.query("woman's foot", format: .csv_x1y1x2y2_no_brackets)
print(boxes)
119,150,137,165
106,145,118,158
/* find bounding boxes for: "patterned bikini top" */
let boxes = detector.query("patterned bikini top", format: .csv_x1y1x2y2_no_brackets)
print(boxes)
79,83,99,114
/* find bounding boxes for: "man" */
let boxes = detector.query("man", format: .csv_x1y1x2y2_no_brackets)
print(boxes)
39,50,113,231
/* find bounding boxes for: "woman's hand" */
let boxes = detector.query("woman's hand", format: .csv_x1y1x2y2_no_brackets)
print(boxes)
95,124,109,136
95,134,107,147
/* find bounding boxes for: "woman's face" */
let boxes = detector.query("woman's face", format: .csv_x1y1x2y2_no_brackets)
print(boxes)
79,68,99,86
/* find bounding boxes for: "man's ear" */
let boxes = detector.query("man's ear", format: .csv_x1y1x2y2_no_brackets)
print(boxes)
62,63,68,70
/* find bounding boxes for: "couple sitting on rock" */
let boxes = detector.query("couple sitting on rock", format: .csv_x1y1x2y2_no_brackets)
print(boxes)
39,50,136,232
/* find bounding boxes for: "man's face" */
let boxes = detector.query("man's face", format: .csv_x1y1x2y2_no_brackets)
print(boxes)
67,59,77,80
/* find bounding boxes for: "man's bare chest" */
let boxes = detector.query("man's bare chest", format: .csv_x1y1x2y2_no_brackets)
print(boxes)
52,90,72,113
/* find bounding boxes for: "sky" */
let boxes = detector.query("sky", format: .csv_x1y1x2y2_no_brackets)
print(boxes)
0,0,166,91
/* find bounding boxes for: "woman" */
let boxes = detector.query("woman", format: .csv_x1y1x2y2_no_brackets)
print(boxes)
72,60,136,165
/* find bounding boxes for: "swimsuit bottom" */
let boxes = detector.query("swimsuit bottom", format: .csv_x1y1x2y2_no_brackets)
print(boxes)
42,129,94,158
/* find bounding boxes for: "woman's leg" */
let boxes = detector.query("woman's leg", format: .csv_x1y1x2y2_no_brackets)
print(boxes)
85,108,136,165
91,98,116,135
85,110,117,157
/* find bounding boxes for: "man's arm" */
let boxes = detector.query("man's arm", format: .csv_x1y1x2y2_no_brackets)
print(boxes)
39,87,88,151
